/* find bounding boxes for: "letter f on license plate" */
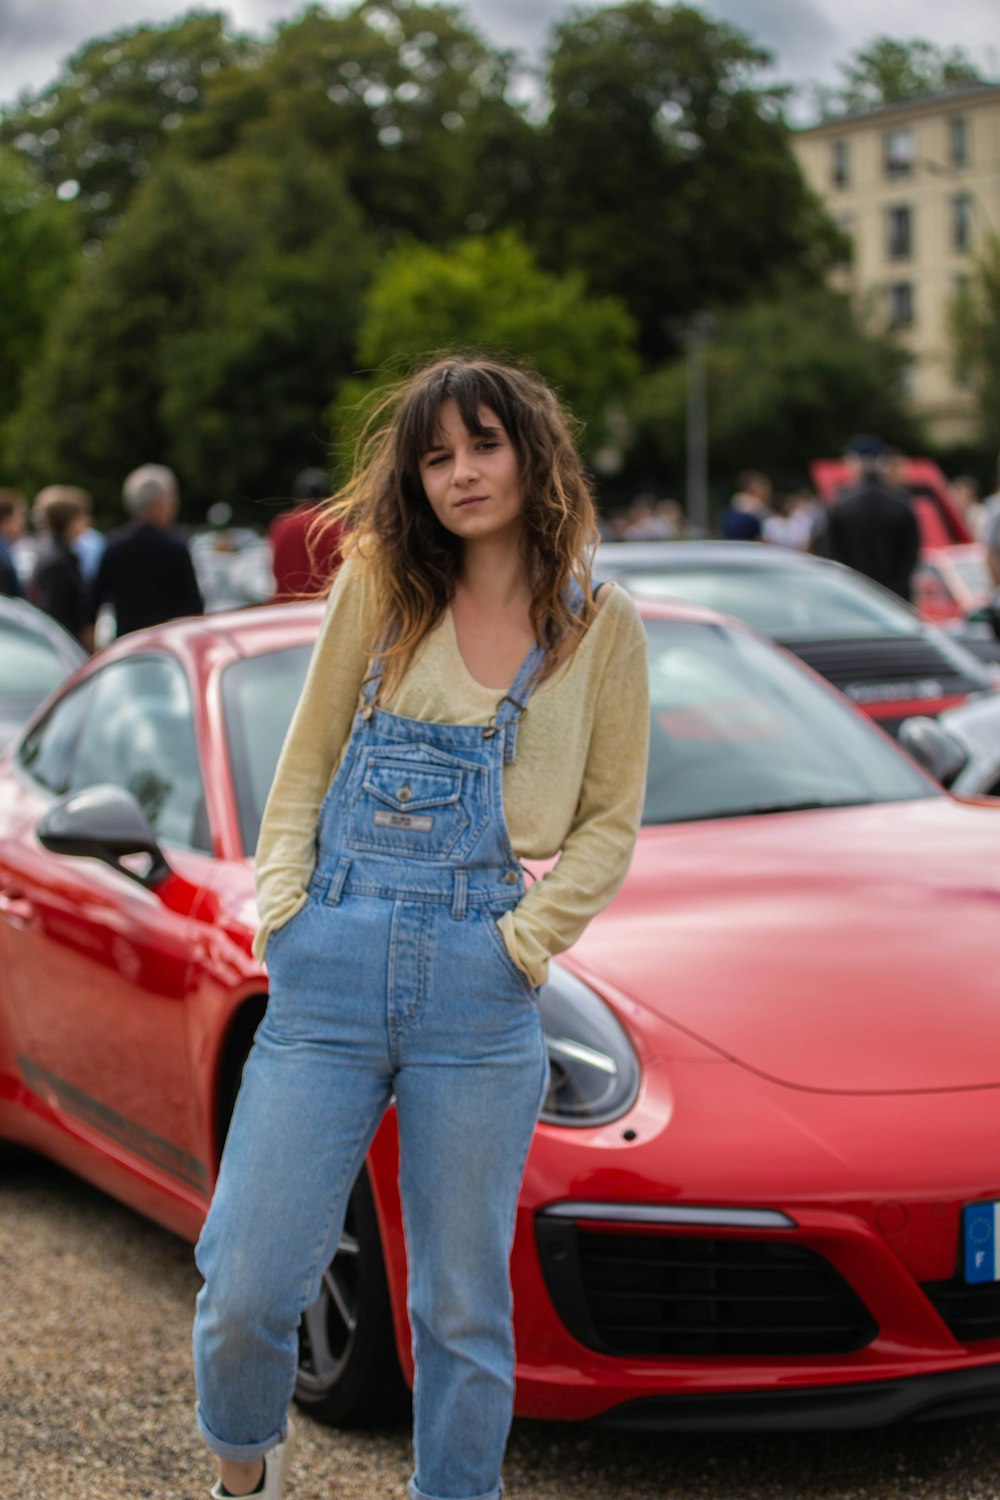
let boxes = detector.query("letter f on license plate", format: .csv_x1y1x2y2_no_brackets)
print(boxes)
963,1202,1000,1283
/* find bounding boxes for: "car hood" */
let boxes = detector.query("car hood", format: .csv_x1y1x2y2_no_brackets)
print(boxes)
573,797,1000,1095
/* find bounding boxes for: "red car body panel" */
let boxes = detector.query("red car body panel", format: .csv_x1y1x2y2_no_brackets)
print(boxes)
3,600,1000,1425
913,543,991,627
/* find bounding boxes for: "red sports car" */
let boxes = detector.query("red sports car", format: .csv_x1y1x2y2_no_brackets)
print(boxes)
2,599,1000,1431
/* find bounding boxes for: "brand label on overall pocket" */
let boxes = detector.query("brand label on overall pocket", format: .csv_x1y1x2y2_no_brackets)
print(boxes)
374,810,434,832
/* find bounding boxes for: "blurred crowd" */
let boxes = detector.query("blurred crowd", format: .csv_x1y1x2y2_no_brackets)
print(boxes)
0,464,344,651
604,440,1000,606
2,442,998,650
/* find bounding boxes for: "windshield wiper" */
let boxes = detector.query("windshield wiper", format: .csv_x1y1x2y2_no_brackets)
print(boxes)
731,798,875,817
659,798,876,825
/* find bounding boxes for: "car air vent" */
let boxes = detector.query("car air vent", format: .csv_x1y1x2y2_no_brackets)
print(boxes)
788,637,982,694
922,1279,1000,1343
536,1220,878,1358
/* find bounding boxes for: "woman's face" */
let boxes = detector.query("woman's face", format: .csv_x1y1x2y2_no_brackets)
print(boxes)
418,399,525,548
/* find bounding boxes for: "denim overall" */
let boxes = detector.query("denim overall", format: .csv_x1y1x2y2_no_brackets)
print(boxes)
193,620,560,1500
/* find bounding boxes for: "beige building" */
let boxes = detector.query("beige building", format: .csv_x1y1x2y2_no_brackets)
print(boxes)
793,82,1000,445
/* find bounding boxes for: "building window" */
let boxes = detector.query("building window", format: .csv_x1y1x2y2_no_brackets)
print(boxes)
953,193,973,253
950,115,969,167
831,138,849,188
887,282,914,329
884,126,914,179
886,205,912,260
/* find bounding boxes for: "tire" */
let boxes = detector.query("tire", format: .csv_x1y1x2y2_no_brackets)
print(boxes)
294,1166,410,1428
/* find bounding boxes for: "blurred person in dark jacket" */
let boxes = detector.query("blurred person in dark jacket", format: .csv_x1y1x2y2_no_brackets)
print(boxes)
0,490,27,598
31,488,88,641
268,467,343,601
719,471,773,541
85,464,203,643
822,435,920,602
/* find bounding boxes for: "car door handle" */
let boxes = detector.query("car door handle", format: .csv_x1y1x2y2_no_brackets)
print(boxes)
0,889,34,928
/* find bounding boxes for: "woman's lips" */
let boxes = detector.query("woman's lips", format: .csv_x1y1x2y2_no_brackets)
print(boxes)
456,495,487,508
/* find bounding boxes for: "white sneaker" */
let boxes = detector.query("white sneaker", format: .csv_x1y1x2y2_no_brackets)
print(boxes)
209,1420,295,1500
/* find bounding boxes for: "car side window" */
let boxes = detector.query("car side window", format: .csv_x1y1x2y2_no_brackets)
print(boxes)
66,655,211,853
17,680,97,796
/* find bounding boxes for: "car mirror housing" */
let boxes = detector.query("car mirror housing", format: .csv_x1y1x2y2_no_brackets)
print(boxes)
37,784,171,886
897,717,968,789
964,600,1000,642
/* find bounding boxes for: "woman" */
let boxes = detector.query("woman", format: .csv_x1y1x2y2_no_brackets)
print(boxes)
193,355,650,1500
30,487,89,642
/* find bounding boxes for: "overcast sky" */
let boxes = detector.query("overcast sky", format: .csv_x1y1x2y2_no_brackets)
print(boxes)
1,0,998,112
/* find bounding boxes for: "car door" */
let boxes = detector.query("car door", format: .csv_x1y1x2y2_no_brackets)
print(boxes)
0,652,214,1196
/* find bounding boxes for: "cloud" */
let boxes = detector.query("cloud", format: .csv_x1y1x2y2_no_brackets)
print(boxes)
704,0,840,66
0,0,199,104
0,0,996,112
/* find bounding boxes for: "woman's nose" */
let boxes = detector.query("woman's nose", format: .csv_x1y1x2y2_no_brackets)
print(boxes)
453,447,479,483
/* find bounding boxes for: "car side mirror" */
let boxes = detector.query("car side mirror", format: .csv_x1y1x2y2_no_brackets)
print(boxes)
37,784,171,886
897,717,968,789
966,603,1000,641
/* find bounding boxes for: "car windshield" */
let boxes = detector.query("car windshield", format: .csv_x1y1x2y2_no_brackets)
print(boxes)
224,623,935,851
223,645,313,855
643,620,934,823
611,562,919,641
0,617,77,699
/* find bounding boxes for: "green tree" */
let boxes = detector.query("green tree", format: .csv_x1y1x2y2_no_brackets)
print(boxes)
815,37,982,117
536,2,837,361
951,238,1000,455
627,287,921,492
332,231,639,464
0,149,82,459
0,11,250,240
178,0,537,245
5,146,374,515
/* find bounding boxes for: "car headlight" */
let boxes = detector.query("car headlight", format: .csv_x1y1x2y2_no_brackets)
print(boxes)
537,966,640,1127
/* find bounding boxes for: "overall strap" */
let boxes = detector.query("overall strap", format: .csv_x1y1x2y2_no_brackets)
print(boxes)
358,658,382,720
487,577,588,763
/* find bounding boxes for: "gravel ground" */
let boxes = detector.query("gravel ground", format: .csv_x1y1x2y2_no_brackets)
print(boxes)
4,1153,1000,1499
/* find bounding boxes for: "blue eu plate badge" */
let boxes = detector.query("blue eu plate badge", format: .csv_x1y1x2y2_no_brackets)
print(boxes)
963,1202,1000,1284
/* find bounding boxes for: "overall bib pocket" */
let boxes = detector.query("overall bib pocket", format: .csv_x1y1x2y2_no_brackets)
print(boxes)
346,748,487,860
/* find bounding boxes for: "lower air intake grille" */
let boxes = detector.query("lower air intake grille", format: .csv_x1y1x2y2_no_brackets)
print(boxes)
922,1280,1000,1343
536,1219,878,1358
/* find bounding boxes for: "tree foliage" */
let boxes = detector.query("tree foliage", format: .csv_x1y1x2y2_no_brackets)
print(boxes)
951,239,1000,456
814,37,982,118
176,0,536,246
333,231,639,465
0,12,250,241
3,2,911,512
537,2,837,359
628,288,921,490
0,149,82,450
6,145,374,514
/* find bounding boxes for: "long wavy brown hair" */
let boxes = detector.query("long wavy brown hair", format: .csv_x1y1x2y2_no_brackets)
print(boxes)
314,354,601,697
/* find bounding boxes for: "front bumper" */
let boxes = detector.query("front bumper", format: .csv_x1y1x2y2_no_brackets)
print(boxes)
510,1196,1000,1428
592,1361,1000,1431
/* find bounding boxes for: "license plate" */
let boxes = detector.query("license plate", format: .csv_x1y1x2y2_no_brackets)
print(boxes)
963,1202,1000,1283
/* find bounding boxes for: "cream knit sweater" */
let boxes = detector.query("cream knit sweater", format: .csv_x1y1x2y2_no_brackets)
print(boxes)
253,559,650,985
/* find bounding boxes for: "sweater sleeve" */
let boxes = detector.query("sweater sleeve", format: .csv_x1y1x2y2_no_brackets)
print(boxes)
496,591,650,987
252,558,372,961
